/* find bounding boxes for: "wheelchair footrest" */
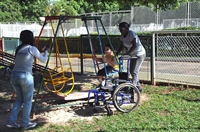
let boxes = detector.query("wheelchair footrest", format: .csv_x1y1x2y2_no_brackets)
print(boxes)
88,89,106,104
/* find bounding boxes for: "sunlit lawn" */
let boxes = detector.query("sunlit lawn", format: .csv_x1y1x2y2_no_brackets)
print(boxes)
26,85,200,132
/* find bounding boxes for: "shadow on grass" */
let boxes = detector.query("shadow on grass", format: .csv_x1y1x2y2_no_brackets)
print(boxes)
183,98,200,102
70,105,107,117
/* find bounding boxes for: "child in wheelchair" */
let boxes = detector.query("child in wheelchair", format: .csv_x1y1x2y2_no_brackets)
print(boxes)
92,43,119,91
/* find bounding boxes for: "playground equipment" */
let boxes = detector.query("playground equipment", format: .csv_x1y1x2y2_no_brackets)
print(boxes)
35,16,75,95
81,16,141,115
32,15,107,113
33,15,141,116
0,15,141,116
88,55,141,115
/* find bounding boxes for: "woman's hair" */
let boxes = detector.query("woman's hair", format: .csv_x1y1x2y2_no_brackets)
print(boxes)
119,22,130,30
15,30,34,56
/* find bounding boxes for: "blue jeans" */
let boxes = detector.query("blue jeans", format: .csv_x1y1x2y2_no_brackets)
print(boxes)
8,71,34,127
130,54,146,88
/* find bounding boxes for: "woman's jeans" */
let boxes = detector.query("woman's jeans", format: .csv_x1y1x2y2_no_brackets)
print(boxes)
8,71,34,127
130,54,146,89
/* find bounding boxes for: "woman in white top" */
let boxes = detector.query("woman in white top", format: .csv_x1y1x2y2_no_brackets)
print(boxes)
116,22,146,92
6,30,49,130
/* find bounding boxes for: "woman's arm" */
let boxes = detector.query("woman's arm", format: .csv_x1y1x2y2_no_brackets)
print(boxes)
126,38,136,55
30,46,48,63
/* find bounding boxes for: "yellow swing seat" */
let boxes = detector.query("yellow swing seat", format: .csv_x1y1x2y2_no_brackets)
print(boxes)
42,66,74,95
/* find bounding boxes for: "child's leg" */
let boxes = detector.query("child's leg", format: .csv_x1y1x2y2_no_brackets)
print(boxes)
98,75,103,82
98,75,106,86
97,68,106,86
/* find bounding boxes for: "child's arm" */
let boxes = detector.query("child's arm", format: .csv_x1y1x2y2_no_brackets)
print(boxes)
102,56,115,67
93,56,103,62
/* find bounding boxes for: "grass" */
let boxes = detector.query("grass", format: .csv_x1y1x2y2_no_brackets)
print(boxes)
26,85,200,132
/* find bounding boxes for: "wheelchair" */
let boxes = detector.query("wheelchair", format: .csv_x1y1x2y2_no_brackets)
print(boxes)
88,56,141,116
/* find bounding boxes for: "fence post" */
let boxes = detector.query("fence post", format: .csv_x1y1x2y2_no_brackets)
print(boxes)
80,35,83,75
151,32,156,85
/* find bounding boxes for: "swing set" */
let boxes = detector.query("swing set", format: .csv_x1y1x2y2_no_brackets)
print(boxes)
34,15,119,97
2,15,141,116
33,15,141,116
35,16,75,95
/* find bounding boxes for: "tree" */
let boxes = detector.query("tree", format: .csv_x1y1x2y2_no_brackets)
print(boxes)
0,0,49,22
76,0,120,13
0,0,193,23
0,0,23,22
47,0,119,16
81,0,190,11
19,0,48,22
49,0,79,16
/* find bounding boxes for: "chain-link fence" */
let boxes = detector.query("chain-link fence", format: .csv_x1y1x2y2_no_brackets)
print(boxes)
162,2,200,29
1,33,200,87
152,30,200,86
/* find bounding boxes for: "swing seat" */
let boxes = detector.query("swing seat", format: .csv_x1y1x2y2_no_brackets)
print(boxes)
44,74,72,86
42,66,74,93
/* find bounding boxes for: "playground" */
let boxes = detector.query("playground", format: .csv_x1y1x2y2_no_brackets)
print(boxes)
0,69,149,131
0,15,150,131
0,1,199,130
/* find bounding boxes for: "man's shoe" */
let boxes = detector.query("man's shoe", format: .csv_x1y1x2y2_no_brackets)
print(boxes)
23,122,37,130
6,121,20,128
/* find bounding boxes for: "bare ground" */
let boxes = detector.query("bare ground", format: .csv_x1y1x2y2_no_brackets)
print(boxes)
0,69,149,131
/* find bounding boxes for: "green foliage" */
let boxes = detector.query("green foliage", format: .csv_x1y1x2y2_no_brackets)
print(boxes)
137,31,152,35
165,26,198,30
20,0,48,22
0,0,193,22
49,0,79,16
0,0,23,22
83,0,190,11
84,1,120,13
0,0,47,22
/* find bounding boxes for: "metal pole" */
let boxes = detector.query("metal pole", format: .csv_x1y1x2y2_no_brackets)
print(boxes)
131,6,134,25
151,32,156,85
156,5,159,31
187,2,190,27
110,12,112,33
80,35,83,75
2,37,4,51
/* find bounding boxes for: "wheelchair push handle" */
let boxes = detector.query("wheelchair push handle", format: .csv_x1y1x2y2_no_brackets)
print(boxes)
119,54,138,59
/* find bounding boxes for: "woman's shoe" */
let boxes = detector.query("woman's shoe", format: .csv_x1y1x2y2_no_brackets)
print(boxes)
22,122,37,130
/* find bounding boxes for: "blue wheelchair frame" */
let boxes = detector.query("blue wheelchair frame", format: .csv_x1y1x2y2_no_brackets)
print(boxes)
88,56,141,115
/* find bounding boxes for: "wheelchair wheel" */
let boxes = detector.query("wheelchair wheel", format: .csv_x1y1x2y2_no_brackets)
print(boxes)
112,83,140,113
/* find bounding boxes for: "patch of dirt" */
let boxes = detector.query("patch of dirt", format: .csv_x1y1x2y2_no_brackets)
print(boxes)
0,69,149,131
